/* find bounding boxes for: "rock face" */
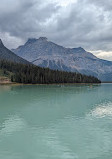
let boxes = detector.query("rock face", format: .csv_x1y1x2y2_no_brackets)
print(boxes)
0,39,29,64
12,37,112,81
0,39,3,46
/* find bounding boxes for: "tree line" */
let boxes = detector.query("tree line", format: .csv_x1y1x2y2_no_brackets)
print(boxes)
0,60,101,84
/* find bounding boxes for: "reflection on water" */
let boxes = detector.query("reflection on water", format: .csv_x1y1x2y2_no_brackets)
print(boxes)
90,102,112,118
0,115,25,136
0,84,112,159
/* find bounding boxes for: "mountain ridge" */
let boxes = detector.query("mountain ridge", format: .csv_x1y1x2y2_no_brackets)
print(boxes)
12,37,112,81
0,39,30,64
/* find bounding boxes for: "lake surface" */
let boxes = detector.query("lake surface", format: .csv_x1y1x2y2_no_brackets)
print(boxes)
0,84,112,159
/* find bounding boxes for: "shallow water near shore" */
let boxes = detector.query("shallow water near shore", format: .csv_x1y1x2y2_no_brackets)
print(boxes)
0,84,112,159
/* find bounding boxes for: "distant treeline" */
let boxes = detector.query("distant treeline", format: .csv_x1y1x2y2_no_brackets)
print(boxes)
0,60,101,84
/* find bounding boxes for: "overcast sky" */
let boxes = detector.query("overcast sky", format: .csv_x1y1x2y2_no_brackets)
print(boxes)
0,0,112,60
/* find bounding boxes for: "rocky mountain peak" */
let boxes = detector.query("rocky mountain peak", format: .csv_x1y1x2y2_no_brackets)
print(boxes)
25,38,37,45
78,47,85,51
25,37,48,45
38,37,48,41
72,47,86,53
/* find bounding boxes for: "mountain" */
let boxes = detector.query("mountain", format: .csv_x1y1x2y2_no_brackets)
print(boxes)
0,39,29,64
12,37,112,81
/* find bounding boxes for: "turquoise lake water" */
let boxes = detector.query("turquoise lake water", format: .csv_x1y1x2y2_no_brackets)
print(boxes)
0,84,112,159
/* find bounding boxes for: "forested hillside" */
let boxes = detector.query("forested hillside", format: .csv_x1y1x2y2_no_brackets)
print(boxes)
0,60,101,84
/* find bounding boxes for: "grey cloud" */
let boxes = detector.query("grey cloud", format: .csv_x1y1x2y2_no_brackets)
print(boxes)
54,0,112,52
0,0,59,38
85,0,112,11
0,0,112,58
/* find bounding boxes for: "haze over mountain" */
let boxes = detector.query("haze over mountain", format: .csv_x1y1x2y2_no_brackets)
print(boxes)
12,37,112,82
0,39,29,64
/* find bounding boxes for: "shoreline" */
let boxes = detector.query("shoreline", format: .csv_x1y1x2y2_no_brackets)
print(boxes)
0,82,101,86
